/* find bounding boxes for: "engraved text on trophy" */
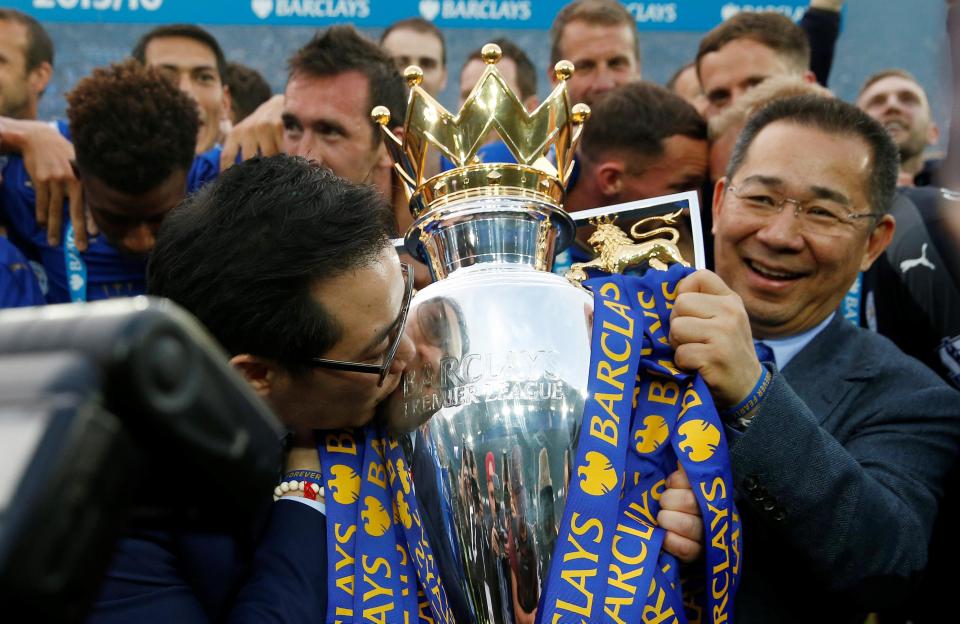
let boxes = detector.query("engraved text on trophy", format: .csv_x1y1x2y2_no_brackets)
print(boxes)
404,350,566,414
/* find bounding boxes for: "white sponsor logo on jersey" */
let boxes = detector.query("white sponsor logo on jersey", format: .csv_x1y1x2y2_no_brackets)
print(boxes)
900,243,936,274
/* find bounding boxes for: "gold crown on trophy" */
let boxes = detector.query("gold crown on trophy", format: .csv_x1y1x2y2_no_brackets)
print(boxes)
370,43,591,217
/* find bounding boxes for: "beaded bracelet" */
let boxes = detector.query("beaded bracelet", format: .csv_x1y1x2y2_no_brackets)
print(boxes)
274,469,324,502
723,367,772,429
273,479,323,502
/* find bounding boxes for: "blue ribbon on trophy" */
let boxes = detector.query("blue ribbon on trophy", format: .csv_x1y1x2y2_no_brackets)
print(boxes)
352,432,402,622
384,433,456,623
540,264,741,624
539,273,644,621
318,429,364,622
319,425,454,624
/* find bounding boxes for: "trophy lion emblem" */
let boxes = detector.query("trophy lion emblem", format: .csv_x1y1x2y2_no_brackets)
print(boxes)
565,210,689,285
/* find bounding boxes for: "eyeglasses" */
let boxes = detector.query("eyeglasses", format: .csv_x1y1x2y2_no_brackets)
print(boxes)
726,182,883,236
309,263,413,387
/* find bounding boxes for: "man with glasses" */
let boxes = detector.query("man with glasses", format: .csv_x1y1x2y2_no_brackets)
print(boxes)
89,154,414,620
670,95,960,621
149,153,414,435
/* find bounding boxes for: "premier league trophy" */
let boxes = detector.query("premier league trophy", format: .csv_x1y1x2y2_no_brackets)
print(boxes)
375,45,692,623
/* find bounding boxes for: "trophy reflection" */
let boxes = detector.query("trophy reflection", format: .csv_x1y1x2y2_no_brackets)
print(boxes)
376,43,691,623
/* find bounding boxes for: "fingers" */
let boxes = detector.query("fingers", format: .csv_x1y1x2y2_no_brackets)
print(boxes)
220,135,239,171
670,292,719,320
240,133,260,162
224,124,278,169
85,202,99,238
221,94,285,170
668,314,715,351
669,278,757,403
665,467,692,493
671,289,746,325
662,529,703,563
670,292,749,356
255,120,282,157
661,469,700,517
46,182,64,246
660,489,699,518
67,180,87,251
660,466,703,563
672,341,712,374
34,180,49,227
22,126,78,241
676,269,733,297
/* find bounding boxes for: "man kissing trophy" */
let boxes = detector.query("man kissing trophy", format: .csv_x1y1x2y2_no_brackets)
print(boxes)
374,44,740,624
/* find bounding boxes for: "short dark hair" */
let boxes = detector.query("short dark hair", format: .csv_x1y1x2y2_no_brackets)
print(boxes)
581,82,706,166
288,25,407,135
465,38,537,100
67,59,198,194
380,17,447,66
859,68,923,99
550,0,639,66
131,23,227,81
225,62,273,123
0,8,54,71
726,95,899,215
696,12,810,76
147,155,396,374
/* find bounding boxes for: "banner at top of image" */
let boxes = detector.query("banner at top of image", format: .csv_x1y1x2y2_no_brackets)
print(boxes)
12,0,816,31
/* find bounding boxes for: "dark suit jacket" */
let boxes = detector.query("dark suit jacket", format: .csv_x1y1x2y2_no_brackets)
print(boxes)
88,500,328,623
729,315,960,623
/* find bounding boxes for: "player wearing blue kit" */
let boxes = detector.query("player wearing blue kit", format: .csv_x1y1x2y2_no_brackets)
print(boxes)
0,61,216,303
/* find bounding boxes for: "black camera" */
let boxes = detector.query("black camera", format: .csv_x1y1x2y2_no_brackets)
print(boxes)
0,298,285,622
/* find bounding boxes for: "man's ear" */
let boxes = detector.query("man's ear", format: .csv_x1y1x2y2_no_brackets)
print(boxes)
595,160,626,198
860,213,896,272
711,177,728,236
27,61,52,99
802,69,817,84
229,353,286,398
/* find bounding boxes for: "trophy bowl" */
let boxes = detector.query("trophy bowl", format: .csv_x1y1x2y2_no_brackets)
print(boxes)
395,194,592,622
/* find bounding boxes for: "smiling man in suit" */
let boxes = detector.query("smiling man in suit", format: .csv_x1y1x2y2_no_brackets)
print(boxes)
670,95,960,622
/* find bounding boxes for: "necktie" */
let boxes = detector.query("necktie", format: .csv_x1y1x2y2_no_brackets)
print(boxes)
755,341,776,368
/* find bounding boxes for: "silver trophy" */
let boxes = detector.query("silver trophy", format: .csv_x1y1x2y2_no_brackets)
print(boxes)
376,44,693,623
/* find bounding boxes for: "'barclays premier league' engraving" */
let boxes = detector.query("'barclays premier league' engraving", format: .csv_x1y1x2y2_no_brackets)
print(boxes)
404,350,565,412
